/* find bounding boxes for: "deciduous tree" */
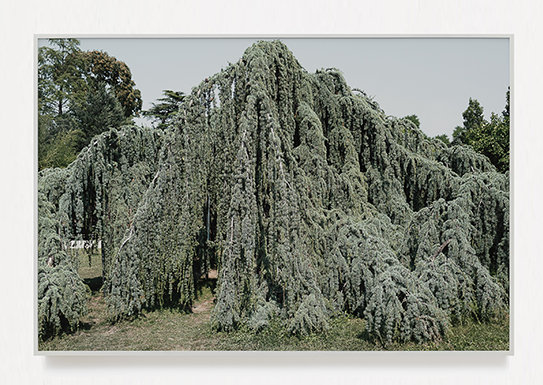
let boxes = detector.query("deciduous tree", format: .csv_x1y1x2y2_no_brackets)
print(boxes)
402,114,420,129
38,39,143,170
452,91,510,172
81,50,143,118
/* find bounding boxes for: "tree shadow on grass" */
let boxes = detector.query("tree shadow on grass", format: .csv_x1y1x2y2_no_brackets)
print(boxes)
79,320,95,331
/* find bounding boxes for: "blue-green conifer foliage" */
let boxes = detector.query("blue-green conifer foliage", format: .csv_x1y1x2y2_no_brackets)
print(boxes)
38,41,509,343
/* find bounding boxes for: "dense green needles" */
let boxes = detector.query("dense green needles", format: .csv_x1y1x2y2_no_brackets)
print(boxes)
37,41,509,346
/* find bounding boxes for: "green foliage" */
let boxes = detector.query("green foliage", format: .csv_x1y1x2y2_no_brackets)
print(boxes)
38,39,142,170
452,98,485,146
364,264,449,343
38,38,88,116
469,112,510,172
81,50,143,118
503,87,510,122
402,114,420,129
38,259,88,340
434,134,450,146
38,41,509,344
38,39,87,170
38,171,88,340
452,92,510,172
452,126,463,144
72,81,127,150
38,129,84,170
463,98,485,132
143,90,186,129
56,126,164,319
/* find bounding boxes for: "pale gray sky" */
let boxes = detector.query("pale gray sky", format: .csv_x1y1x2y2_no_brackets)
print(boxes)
41,37,510,139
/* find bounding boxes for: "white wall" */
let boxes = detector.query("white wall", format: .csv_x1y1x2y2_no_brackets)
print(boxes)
2,1,542,384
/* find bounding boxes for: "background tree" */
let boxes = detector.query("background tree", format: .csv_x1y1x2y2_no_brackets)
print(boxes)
469,111,509,172
503,87,510,123
38,129,84,170
38,39,143,170
72,81,127,150
452,98,485,145
38,38,88,117
434,134,451,146
402,114,420,129
463,97,486,131
142,90,186,129
452,125,464,145
38,39,86,169
81,50,143,118
452,91,510,172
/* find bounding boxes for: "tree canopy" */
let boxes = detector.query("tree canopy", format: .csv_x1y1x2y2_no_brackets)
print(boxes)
38,41,509,344
38,39,142,170
402,114,420,129
452,90,510,172
72,81,127,150
142,90,186,129
38,38,88,117
81,50,143,118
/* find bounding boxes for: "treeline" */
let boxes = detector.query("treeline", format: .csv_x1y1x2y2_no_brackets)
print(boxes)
38,39,142,170
402,88,510,174
452,92,510,173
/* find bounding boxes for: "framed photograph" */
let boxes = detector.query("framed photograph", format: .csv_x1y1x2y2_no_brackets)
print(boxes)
36,36,511,354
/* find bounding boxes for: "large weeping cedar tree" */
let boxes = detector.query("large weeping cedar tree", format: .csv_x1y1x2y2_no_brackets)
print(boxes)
38,41,509,344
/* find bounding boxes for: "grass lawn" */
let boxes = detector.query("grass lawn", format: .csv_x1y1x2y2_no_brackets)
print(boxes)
38,250,510,352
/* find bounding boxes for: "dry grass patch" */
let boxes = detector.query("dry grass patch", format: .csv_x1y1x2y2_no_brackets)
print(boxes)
37,251,509,352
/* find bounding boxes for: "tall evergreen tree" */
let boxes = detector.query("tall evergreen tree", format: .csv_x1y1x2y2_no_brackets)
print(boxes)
38,38,88,117
463,98,485,131
38,168,88,340
72,81,127,150
452,98,485,145
503,87,510,122
143,90,186,129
